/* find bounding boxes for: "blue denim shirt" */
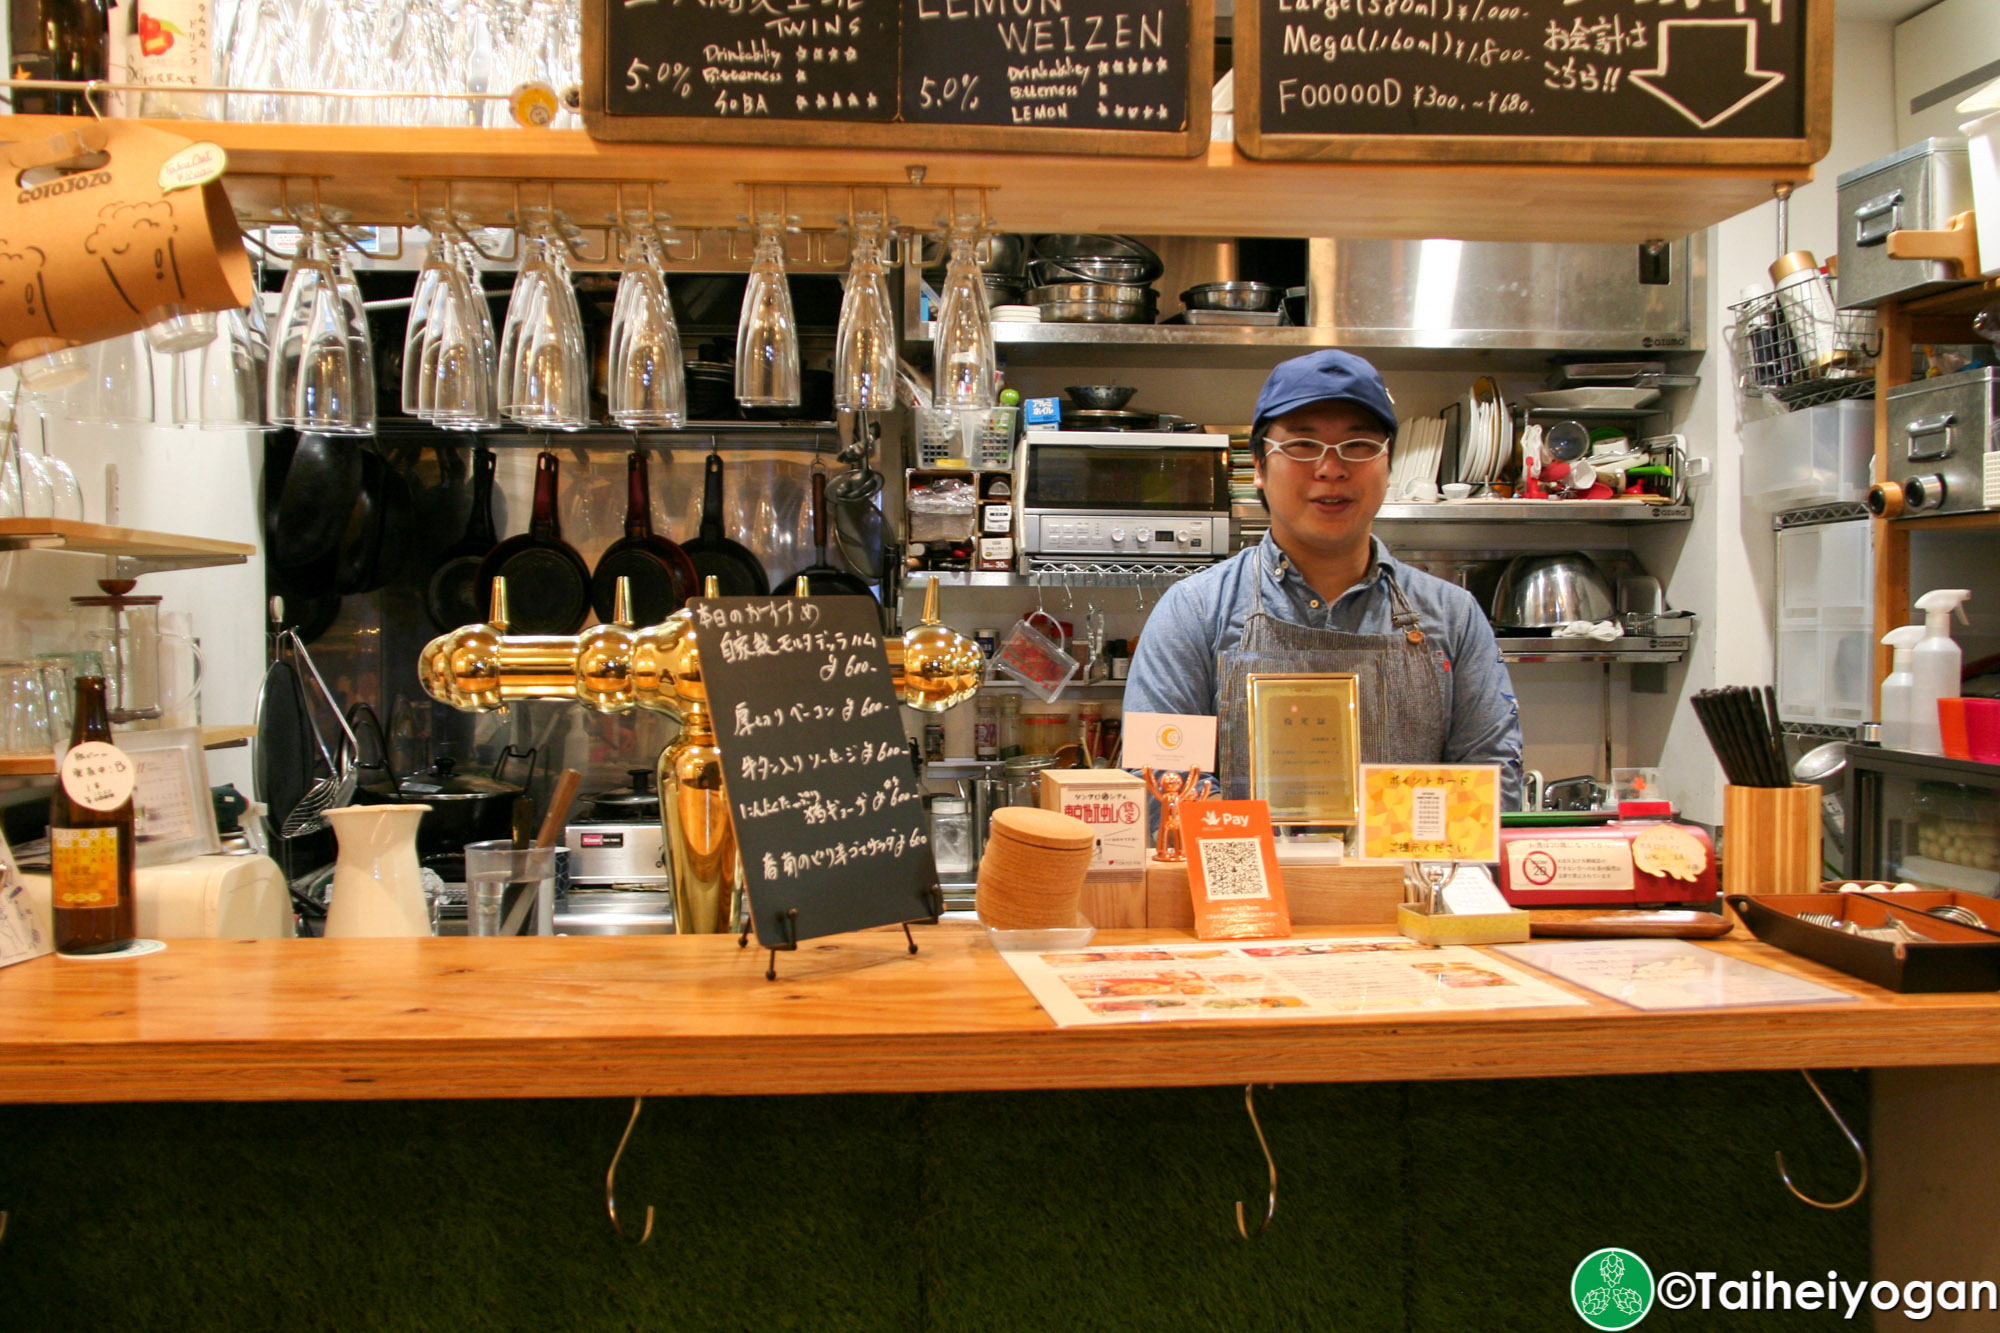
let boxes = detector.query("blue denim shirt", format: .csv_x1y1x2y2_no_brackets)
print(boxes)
1124,531,1525,809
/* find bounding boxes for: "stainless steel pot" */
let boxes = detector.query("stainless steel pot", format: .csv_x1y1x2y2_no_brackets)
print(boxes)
587,768,661,822
354,739,533,861
1181,281,1284,312
1489,553,1616,630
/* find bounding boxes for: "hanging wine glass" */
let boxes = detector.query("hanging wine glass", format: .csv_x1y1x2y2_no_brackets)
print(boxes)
932,227,995,410
834,212,897,413
608,220,687,429
499,220,590,429
735,214,800,409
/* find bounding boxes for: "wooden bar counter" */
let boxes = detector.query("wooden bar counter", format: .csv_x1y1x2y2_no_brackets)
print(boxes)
4,925,1997,1105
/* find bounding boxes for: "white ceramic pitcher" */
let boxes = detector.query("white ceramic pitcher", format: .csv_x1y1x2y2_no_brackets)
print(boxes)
322,804,433,938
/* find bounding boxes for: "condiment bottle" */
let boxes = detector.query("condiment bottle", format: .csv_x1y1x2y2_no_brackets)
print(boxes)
1768,252,1846,374
1077,701,1104,765
50,675,137,955
974,694,999,761
998,694,1021,759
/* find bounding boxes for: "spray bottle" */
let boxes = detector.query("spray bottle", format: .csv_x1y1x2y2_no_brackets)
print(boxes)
1878,625,1928,750
1910,589,1972,755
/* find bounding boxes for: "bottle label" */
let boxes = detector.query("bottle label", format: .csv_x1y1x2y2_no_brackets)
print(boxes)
60,741,137,812
51,827,123,909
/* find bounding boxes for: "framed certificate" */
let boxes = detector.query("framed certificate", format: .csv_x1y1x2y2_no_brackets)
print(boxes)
1244,673,1360,826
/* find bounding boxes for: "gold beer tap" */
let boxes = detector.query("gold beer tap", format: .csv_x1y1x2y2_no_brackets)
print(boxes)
419,575,987,714
656,576,737,934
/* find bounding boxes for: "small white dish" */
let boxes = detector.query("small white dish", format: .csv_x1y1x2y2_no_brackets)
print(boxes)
1520,388,1661,410
1441,482,1474,500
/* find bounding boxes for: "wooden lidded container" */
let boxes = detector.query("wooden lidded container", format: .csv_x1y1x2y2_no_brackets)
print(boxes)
975,808,1096,930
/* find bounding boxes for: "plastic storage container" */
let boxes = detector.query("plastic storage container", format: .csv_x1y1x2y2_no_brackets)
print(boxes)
1775,518,1875,726
1742,399,1874,508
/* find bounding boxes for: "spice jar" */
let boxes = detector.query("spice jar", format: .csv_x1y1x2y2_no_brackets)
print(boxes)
974,695,999,761
930,796,973,877
997,694,1022,759
1020,707,1071,756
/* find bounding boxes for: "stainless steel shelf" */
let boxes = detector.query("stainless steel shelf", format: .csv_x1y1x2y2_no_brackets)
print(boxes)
1377,502,1691,523
1497,635,1691,664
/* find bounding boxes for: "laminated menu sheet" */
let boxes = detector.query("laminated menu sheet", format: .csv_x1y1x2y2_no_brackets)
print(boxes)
997,936,1587,1027
1491,940,1859,1013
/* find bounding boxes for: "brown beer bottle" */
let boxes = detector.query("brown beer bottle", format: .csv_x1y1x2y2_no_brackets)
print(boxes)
50,675,137,954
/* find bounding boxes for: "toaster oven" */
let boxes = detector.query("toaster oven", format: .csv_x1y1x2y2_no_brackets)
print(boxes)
1015,429,1232,559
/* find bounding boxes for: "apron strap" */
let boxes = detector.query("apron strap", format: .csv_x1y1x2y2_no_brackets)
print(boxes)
1381,565,1427,642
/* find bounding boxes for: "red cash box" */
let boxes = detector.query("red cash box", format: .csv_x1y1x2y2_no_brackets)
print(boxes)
1497,803,1719,908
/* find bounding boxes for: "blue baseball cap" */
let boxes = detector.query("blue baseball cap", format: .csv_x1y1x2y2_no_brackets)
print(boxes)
1252,350,1397,437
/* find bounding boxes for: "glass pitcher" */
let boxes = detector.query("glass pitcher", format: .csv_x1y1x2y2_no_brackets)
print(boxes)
71,582,203,726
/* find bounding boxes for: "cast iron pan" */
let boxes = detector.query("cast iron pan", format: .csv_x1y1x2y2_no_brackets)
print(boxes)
265,432,362,570
682,450,767,596
336,446,415,595
591,450,699,626
775,471,874,598
476,450,592,634
268,549,343,644
426,444,500,630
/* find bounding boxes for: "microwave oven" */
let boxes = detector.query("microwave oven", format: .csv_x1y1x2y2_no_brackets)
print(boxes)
1015,429,1232,558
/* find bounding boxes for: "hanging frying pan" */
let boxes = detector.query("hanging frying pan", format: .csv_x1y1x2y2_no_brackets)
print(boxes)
335,446,416,596
475,450,592,634
591,450,699,626
681,450,768,596
268,548,343,644
775,471,874,597
426,444,500,630
265,432,362,570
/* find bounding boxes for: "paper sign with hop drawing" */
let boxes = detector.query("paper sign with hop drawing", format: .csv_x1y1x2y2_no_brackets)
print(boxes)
0,122,250,364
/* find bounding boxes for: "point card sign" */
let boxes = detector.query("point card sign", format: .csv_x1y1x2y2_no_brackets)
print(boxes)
583,0,1212,154
1359,764,1501,863
690,596,939,948
1234,0,1830,165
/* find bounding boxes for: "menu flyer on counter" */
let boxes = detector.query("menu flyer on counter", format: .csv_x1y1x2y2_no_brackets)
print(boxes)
998,936,1587,1027
1492,940,1859,1013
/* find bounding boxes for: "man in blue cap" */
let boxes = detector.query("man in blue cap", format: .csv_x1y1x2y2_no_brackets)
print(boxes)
1125,349,1524,809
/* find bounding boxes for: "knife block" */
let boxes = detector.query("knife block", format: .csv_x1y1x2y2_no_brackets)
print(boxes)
1723,784,1822,895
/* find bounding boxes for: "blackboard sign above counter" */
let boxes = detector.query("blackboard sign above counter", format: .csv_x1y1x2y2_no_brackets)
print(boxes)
1235,0,1831,165
583,0,1213,155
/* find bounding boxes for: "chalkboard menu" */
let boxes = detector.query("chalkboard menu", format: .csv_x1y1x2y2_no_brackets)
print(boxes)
1235,0,1830,164
690,596,939,949
582,0,1212,154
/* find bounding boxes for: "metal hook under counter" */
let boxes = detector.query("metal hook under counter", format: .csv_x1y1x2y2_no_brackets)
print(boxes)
606,1096,656,1243
1236,1084,1277,1239
1776,1071,1868,1211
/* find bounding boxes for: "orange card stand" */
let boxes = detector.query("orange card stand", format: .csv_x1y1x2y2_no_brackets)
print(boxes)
1180,800,1292,941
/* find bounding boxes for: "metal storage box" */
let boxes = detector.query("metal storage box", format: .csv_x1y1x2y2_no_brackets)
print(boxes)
1884,366,1998,517
1836,138,1973,311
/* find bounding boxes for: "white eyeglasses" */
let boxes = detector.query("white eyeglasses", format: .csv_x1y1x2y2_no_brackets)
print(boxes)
1267,436,1390,464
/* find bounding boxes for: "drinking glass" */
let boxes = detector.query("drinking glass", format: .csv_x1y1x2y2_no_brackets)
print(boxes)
144,310,218,356
464,838,556,936
0,660,54,757
735,216,800,408
933,229,996,410
41,449,83,520
607,222,686,429
174,307,270,429
834,213,897,413
68,333,157,428
437,236,502,430
404,230,496,425
36,653,76,739
498,225,589,429
268,227,373,433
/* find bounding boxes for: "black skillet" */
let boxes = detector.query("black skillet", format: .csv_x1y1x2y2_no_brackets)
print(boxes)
335,446,415,595
475,450,592,634
591,450,699,626
425,444,500,630
682,450,768,596
775,471,874,598
265,432,362,570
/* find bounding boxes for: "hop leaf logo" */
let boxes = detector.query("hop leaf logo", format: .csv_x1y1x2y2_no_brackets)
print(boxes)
1571,1248,1653,1330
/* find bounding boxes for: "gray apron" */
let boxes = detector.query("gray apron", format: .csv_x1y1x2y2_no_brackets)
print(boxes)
1216,558,1449,802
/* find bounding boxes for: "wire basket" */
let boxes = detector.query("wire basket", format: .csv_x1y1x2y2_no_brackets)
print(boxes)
1727,280,1881,411
916,406,1017,469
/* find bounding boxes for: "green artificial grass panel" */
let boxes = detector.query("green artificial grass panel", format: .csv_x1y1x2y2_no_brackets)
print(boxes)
1401,1071,1873,1332
0,1096,925,1333
916,1083,1408,1332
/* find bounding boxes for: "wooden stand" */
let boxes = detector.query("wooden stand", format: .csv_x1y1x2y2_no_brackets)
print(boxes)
1144,856,1404,930
1722,784,1823,895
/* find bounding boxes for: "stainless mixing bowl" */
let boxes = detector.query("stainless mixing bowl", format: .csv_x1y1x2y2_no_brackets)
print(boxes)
1489,553,1616,630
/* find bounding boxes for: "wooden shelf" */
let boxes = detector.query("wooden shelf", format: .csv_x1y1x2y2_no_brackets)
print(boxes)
0,118,1811,244
0,519,254,576
0,928,1996,1104
0,724,257,777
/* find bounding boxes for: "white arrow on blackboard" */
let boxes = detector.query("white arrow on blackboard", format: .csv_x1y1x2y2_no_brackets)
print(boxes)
1629,19,1785,130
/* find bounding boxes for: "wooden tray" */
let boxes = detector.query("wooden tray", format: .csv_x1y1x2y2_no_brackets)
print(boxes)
1729,892,2000,993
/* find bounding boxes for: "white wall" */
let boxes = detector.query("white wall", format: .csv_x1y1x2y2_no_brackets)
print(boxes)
1633,19,1901,826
